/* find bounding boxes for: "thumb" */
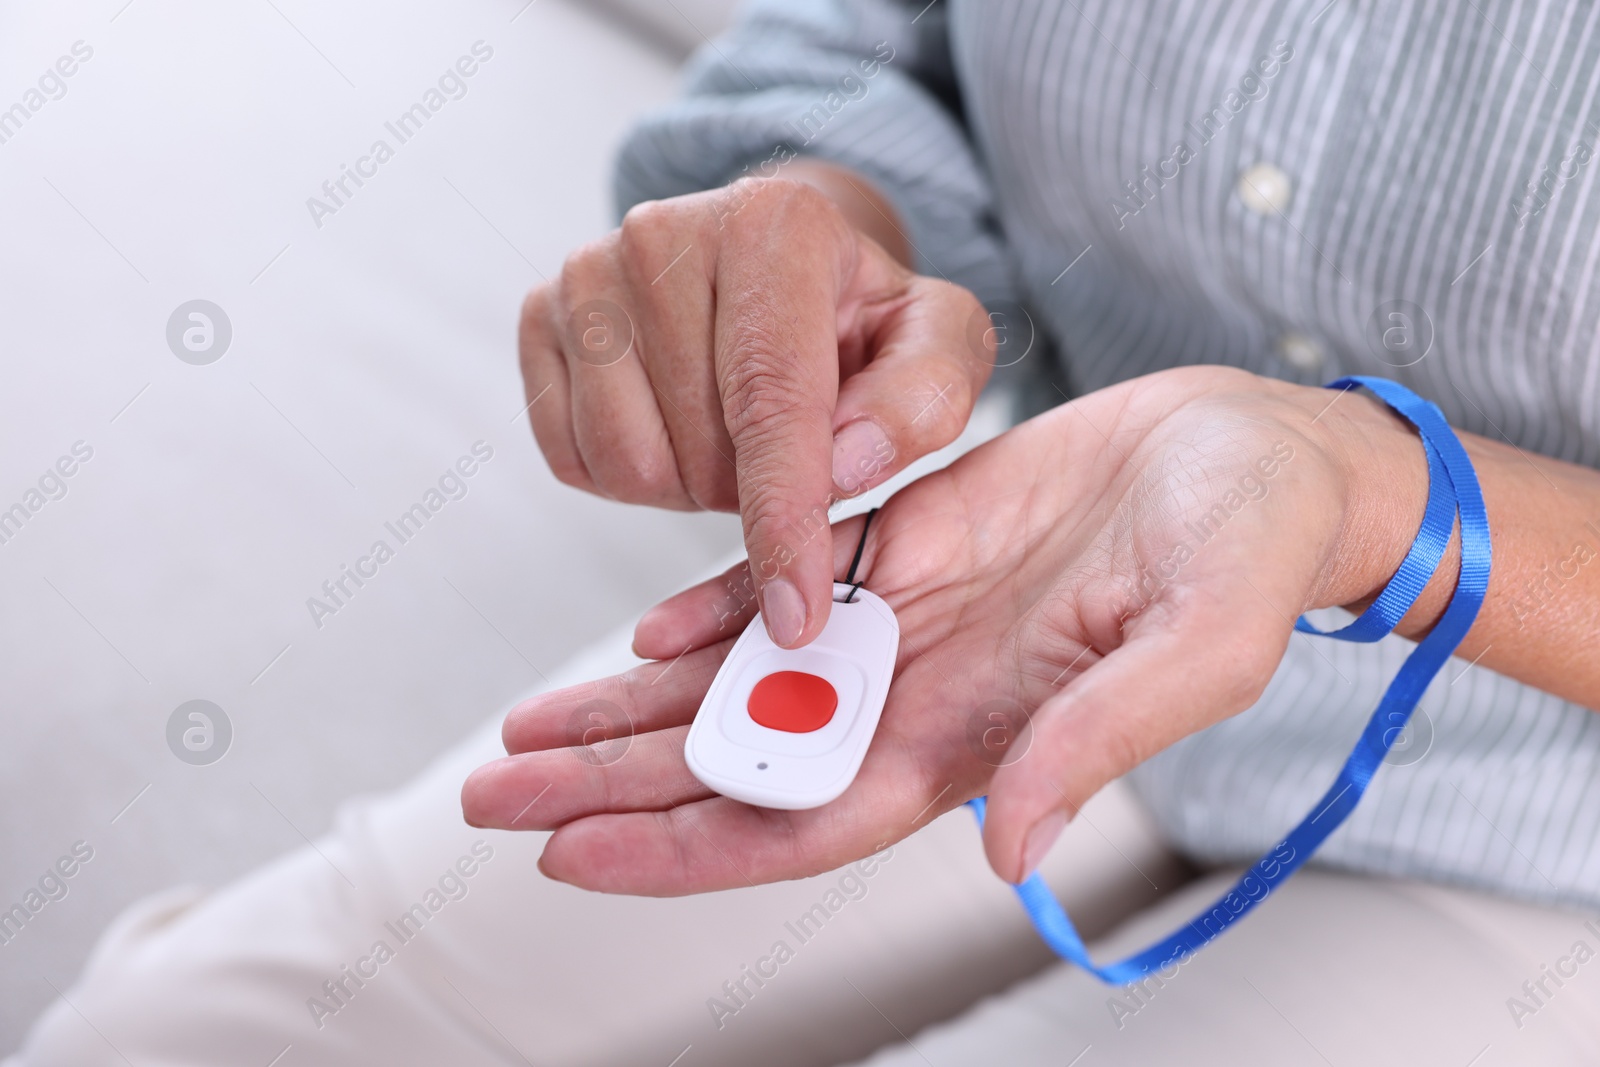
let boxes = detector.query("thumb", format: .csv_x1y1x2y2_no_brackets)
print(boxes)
982,601,1288,883
830,276,993,499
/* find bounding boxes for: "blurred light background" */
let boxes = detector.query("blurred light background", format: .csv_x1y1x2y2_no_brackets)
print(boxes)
0,0,747,1041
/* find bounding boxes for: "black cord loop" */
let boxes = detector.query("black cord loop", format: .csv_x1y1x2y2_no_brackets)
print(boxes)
838,508,878,603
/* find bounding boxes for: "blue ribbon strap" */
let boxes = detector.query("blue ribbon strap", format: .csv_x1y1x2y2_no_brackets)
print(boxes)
970,376,1492,985
1294,435,1454,642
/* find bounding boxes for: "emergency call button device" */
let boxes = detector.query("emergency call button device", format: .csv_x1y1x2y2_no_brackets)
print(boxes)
685,582,899,810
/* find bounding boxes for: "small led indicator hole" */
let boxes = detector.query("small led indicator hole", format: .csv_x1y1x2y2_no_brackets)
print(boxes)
757,762,768,770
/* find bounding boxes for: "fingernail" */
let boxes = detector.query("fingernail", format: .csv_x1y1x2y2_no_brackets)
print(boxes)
832,420,892,495
1019,810,1066,881
761,578,806,647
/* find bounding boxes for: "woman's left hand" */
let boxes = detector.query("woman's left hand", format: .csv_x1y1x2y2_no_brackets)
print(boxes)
462,366,1434,893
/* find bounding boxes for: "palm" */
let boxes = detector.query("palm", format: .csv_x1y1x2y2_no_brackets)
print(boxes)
464,368,1355,893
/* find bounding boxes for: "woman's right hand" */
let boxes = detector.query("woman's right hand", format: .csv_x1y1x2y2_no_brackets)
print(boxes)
518,170,993,650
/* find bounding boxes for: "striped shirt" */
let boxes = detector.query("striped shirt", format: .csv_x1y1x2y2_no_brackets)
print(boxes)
615,0,1600,909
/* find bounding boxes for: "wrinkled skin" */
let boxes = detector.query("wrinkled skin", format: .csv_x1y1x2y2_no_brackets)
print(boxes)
463,366,1424,892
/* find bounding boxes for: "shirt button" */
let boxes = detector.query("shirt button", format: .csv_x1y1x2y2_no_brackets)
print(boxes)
1237,162,1293,215
1275,331,1325,371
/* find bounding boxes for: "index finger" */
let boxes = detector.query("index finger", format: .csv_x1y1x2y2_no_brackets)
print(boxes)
714,184,853,649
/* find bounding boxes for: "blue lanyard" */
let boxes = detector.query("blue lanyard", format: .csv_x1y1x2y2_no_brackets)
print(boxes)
969,376,1492,985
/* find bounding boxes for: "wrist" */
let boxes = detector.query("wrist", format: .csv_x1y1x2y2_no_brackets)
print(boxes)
1311,387,1459,632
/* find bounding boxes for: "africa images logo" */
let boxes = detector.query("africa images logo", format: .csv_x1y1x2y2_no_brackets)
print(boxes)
305,42,494,229
305,442,494,629
1110,41,1294,229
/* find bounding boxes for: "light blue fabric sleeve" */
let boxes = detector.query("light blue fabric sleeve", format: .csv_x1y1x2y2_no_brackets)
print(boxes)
613,0,1019,305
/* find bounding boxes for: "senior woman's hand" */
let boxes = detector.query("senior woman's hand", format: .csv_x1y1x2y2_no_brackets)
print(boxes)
464,367,1445,891
519,166,991,650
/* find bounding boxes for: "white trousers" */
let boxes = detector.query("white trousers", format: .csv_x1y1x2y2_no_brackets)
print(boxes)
11,622,1600,1066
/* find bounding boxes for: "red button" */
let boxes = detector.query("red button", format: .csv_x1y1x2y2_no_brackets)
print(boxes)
747,671,838,733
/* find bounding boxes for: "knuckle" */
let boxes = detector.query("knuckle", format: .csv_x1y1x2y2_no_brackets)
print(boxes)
740,492,826,576
620,196,717,296
953,289,997,382
518,284,556,358
658,807,699,883
557,234,618,307
518,283,552,335
721,350,824,441
1205,624,1280,714
721,176,835,236
763,176,831,215
619,197,687,260
589,441,683,505
907,377,974,449
722,175,770,207
681,463,739,512
544,451,592,491
1229,644,1280,710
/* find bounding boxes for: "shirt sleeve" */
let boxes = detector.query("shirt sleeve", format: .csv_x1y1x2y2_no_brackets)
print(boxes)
613,0,1018,305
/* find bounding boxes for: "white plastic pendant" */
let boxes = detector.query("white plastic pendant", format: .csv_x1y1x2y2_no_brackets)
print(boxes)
685,582,900,810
